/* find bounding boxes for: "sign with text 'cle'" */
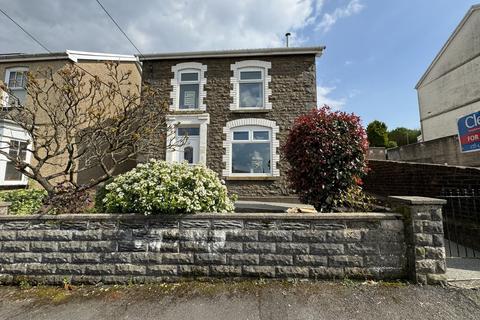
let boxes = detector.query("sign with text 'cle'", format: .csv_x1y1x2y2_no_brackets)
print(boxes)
458,111,480,153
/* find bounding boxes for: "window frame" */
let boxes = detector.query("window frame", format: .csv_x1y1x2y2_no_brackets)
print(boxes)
4,139,28,182
0,128,31,186
222,118,280,179
5,67,28,90
230,126,272,176
230,60,272,111
170,62,207,112
238,67,265,109
178,68,201,110
4,67,29,108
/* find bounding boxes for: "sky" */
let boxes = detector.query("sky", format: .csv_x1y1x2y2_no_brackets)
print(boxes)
0,0,478,130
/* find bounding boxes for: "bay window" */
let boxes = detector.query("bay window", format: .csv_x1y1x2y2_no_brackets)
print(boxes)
4,140,28,181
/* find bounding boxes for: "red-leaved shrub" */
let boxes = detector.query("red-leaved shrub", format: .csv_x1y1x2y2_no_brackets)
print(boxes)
283,106,369,211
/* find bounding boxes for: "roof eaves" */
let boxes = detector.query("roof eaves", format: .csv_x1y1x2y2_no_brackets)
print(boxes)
66,50,139,63
0,52,68,63
138,46,326,61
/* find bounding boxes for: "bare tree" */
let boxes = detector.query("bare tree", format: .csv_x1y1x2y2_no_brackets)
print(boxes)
0,62,181,206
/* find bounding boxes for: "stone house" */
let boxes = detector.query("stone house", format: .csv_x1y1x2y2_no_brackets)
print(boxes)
0,50,141,188
139,46,324,200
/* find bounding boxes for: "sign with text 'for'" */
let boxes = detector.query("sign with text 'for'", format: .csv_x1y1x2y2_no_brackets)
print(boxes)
458,111,480,153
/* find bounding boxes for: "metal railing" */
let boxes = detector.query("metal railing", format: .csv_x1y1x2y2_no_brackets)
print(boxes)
439,188,480,258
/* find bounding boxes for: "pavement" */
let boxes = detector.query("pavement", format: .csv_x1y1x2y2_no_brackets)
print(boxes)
0,280,479,320
447,258,480,281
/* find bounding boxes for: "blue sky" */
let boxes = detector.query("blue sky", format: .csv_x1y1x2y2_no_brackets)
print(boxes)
1,0,478,130
308,0,479,130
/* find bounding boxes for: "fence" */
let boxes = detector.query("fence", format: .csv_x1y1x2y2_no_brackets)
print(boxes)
439,188,480,258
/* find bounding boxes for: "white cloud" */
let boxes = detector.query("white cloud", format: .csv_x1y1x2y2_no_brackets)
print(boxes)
0,0,324,54
317,85,346,109
316,0,364,33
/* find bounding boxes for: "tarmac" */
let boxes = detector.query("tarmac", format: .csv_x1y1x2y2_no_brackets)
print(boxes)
0,280,479,320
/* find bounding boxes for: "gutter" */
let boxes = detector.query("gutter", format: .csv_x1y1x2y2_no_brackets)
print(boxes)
138,46,326,61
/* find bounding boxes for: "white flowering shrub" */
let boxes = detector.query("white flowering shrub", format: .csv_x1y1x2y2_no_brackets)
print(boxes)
102,160,235,214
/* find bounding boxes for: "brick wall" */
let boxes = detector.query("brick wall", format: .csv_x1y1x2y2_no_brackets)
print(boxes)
364,160,480,198
141,54,316,199
0,213,408,284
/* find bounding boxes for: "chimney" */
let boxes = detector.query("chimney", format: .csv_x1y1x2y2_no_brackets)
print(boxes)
285,33,291,47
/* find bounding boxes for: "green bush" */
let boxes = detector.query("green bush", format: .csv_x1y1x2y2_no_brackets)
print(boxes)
0,189,47,215
331,185,375,212
102,160,236,214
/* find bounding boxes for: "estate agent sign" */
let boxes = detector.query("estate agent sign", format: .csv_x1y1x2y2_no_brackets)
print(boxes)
458,111,480,153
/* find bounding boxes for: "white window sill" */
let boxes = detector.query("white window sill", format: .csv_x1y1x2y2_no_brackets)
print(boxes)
230,108,270,113
224,175,279,181
0,180,28,186
170,109,206,114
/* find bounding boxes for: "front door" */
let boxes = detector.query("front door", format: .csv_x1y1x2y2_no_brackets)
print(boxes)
177,127,200,164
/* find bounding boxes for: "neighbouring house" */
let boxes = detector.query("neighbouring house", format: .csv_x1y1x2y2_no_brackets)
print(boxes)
139,46,324,200
0,50,141,188
416,4,480,142
388,5,480,167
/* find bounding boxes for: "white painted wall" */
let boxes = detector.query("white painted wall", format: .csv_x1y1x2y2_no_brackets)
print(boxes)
421,100,480,141
417,8,480,141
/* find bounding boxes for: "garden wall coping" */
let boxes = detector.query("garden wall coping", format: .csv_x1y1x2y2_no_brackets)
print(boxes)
0,212,402,221
388,196,447,205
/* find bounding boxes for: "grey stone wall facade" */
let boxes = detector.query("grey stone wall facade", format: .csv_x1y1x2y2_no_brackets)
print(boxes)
141,54,317,199
1,197,448,285
389,196,447,285
0,212,410,285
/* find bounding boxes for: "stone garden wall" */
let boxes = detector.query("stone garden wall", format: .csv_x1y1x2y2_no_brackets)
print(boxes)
0,197,447,285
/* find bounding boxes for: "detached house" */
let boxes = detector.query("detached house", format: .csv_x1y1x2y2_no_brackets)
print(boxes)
0,51,141,188
140,46,324,200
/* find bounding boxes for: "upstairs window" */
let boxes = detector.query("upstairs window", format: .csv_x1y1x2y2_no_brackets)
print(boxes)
239,69,264,108
5,67,28,107
230,60,271,111
170,62,207,111
179,70,200,109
